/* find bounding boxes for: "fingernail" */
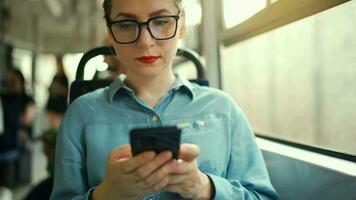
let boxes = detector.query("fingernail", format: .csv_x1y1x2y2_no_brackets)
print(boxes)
144,151,155,159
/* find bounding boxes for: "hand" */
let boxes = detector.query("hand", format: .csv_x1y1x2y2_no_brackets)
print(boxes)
164,144,213,200
93,145,177,200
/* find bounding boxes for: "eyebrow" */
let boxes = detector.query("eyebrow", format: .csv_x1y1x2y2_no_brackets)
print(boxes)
114,9,172,19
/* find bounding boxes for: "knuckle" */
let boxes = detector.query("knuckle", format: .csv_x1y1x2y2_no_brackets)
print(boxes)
134,168,146,178
162,177,169,186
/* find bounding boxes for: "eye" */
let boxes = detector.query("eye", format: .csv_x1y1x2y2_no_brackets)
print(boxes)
114,21,137,30
151,18,171,26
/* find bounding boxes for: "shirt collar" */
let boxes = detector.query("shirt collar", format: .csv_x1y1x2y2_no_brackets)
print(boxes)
172,73,195,99
107,73,195,103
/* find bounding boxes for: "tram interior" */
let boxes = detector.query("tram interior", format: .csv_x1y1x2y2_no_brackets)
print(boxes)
0,0,356,199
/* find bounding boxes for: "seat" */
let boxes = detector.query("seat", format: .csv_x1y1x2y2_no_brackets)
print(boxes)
69,46,208,103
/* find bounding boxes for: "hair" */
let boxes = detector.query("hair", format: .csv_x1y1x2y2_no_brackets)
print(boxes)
46,95,67,114
7,68,26,94
103,0,183,23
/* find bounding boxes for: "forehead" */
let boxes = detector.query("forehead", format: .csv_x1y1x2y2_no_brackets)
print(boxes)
110,0,177,18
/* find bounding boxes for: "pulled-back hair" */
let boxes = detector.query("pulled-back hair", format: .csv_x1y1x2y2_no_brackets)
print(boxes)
103,0,183,23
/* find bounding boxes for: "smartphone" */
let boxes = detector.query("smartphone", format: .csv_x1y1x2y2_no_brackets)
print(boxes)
130,126,181,159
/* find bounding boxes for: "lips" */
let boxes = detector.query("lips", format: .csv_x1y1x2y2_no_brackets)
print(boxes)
137,56,160,64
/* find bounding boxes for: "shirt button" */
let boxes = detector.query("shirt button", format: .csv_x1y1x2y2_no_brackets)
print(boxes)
152,115,158,121
196,120,205,128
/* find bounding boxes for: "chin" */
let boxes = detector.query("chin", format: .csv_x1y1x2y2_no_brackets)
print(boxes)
134,67,168,78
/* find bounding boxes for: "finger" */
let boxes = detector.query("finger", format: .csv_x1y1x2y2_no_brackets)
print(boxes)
170,159,197,175
150,177,170,192
108,144,132,163
120,151,156,173
164,183,187,194
133,151,173,181
166,173,189,185
179,144,200,162
137,159,176,188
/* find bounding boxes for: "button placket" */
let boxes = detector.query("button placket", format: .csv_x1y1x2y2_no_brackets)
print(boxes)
151,114,159,122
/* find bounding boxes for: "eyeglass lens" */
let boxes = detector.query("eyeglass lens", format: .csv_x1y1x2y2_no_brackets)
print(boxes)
110,16,178,43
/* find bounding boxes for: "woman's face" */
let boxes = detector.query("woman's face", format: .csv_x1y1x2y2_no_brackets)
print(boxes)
108,0,185,79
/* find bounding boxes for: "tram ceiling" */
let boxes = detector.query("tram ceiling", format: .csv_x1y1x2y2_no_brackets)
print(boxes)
3,0,106,54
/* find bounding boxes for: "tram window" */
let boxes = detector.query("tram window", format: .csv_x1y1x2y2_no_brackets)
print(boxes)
221,1,356,155
223,0,266,29
175,0,202,79
179,0,202,53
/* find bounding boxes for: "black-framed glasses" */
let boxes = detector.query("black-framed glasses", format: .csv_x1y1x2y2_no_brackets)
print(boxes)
107,12,181,44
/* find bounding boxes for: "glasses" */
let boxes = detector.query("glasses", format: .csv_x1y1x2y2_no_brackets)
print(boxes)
107,12,181,44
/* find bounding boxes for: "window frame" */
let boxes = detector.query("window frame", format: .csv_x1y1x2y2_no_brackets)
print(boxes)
220,0,351,46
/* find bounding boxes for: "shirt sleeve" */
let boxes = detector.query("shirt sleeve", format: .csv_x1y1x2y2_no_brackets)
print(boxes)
208,104,278,200
50,101,94,200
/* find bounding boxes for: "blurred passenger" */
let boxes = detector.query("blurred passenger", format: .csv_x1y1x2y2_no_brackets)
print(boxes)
0,68,35,185
3,68,35,140
24,95,67,200
37,55,68,190
48,55,69,99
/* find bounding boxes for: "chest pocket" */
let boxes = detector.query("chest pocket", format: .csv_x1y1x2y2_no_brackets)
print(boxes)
176,114,225,136
165,114,229,175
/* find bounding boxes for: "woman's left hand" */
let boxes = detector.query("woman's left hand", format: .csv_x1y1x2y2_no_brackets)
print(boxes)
164,144,213,200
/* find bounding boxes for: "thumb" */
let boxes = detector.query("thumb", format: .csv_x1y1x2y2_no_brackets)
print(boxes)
179,143,200,162
108,144,132,163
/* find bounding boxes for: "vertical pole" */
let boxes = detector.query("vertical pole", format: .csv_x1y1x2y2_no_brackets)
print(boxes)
0,0,5,80
201,0,222,89
30,7,39,95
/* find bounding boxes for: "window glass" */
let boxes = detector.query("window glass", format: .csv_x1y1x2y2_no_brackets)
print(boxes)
175,0,202,79
223,0,266,29
184,0,202,26
221,1,356,154
179,0,202,52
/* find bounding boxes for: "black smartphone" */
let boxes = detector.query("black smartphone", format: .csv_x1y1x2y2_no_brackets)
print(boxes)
130,126,181,159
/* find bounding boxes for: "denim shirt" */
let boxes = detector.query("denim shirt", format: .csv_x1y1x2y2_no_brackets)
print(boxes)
50,75,278,200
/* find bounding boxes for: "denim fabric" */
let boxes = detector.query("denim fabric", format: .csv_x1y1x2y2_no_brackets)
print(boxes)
50,74,278,200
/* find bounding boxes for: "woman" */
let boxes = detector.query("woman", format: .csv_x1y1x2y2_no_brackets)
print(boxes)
51,0,278,199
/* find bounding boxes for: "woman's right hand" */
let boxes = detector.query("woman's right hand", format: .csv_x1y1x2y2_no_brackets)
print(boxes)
92,144,177,200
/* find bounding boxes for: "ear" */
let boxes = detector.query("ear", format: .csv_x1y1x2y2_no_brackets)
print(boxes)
178,10,186,38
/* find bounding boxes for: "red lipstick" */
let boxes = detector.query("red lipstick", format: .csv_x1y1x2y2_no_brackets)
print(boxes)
137,56,160,64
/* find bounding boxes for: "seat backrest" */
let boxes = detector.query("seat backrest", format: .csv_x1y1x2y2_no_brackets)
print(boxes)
69,46,208,103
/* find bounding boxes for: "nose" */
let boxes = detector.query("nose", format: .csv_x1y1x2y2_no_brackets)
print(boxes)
136,26,155,48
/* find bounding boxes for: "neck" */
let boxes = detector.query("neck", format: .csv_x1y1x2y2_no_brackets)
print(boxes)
125,72,176,108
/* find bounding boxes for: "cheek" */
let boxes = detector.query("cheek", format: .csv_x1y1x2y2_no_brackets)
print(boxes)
162,40,179,61
114,47,132,64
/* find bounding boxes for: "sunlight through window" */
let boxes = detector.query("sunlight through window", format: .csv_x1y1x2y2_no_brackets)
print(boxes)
184,0,202,26
223,0,266,28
